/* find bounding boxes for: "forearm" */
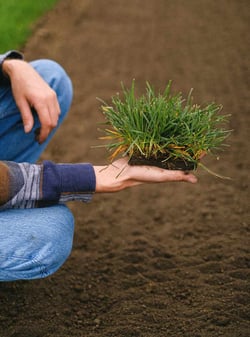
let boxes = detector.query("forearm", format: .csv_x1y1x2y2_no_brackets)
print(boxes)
0,161,96,209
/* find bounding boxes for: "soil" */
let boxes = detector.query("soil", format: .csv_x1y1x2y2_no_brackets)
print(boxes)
0,0,249,336
128,155,197,171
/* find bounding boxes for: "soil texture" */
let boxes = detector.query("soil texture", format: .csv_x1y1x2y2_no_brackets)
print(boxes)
0,1,249,336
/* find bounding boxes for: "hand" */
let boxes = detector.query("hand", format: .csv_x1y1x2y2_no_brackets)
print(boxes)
94,157,198,193
2,59,60,144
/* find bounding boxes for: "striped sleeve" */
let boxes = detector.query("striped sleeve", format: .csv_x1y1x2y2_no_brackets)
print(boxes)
0,161,96,209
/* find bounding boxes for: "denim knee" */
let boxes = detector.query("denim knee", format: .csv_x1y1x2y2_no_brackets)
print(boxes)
32,205,75,279
0,205,75,281
0,59,73,163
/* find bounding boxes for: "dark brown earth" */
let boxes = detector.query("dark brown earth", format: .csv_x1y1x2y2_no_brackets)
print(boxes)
0,1,249,336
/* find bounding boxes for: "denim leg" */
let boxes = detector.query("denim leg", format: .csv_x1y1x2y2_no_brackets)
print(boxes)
0,59,73,163
0,60,75,281
0,205,74,281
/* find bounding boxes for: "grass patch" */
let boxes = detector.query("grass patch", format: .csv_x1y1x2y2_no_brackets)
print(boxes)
0,0,59,51
98,80,231,171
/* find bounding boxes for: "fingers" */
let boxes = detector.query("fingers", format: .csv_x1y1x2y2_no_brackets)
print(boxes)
111,158,198,186
123,160,198,184
141,168,197,184
18,99,34,133
177,171,198,183
38,112,60,144
20,104,60,144
19,89,60,144
35,89,61,144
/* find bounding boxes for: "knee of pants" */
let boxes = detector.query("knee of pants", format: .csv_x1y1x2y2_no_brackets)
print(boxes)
0,205,75,281
30,59,73,122
0,59,74,163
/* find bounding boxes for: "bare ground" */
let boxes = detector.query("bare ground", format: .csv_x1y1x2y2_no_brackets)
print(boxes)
0,1,249,336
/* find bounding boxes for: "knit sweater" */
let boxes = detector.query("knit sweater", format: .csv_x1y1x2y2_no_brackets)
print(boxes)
0,161,96,209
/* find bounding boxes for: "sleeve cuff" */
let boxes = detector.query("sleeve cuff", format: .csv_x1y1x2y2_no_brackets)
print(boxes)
42,161,96,202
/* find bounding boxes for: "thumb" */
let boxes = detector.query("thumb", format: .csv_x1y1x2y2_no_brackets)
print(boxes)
19,100,34,133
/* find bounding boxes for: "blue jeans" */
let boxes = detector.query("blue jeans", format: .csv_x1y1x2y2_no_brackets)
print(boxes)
0,59,75,281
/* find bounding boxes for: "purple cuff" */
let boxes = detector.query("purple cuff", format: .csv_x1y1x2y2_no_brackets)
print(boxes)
42,161,96,201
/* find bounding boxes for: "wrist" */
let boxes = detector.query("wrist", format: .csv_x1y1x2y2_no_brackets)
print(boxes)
2,59,24,78
2,59,15,78
94,164,131,193
0,50,23,85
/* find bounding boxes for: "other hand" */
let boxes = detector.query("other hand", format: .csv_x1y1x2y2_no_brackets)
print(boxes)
3,59,60,144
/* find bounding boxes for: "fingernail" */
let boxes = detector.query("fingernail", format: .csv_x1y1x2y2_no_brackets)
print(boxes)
24,124,30,133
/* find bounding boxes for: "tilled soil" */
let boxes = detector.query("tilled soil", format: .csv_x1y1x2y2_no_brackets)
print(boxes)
0,1,249,336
